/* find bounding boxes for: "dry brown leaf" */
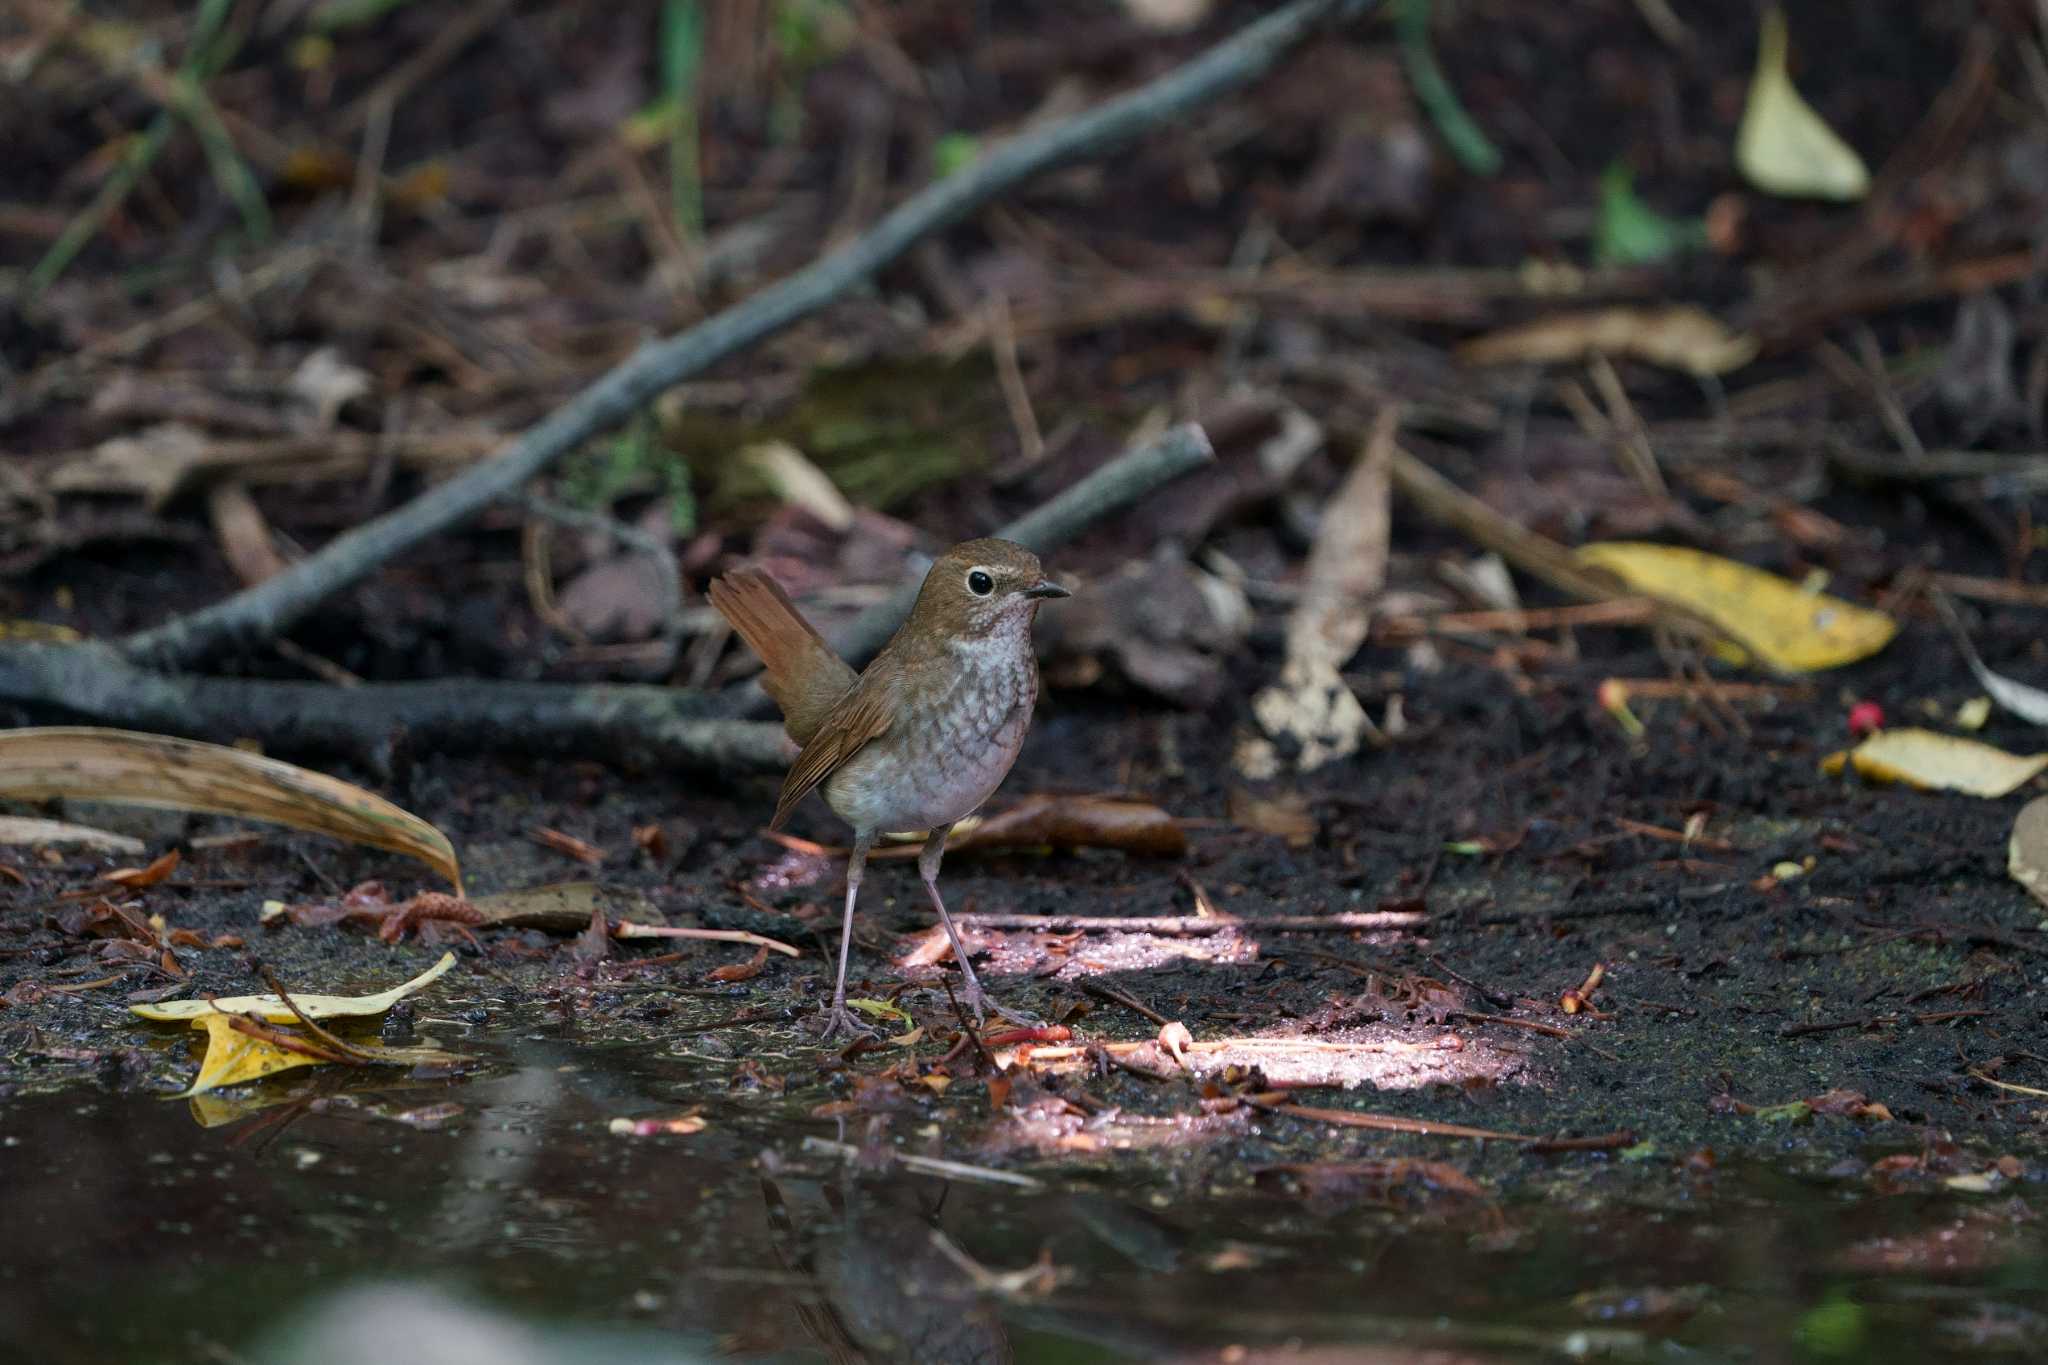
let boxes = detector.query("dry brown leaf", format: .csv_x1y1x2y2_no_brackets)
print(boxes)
531,826,605,866
101,849,180,889
0,728,461,891
1228,788,1318,848
207,483,290,588
708,943,771,982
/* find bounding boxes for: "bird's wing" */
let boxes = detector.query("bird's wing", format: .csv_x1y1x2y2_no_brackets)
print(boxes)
769,664,895,831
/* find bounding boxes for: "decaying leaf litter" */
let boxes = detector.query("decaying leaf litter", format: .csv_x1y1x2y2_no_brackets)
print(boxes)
5,1,2048,1360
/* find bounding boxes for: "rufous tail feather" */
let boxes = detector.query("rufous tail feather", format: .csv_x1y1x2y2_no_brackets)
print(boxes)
707,570,857,745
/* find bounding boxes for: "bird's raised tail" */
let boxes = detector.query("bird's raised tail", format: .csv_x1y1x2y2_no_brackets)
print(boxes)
707,570,858,745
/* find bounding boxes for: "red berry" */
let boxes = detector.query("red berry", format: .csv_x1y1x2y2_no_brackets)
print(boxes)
1847,700,1884,736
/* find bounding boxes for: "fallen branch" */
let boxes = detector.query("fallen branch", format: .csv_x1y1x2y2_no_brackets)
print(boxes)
0,426,1210,769
953,910,1426,934
118,0,1375,671
0,642,787,775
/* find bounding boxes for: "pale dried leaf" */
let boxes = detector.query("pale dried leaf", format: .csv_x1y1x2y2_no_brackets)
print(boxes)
742,441,854,531
1458,306,1757,377
0,728,461,890
2010,797,2048,910
1250,413,1395,771
0,816,144,854
289,347,373,431
1735,7,1869,201
133,952,457,1022
1822,729,2048,799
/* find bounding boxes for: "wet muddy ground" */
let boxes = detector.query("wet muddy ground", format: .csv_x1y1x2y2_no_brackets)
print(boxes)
5,635,2047,1363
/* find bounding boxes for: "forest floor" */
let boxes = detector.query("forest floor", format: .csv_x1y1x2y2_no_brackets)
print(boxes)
4,2,2047,1361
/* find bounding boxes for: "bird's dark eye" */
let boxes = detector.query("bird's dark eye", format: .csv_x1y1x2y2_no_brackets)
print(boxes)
966,569,994,597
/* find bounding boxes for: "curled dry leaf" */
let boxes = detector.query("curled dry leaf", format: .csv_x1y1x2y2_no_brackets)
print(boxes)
1158,1020,1194,1070
101,849,181,889
2010,797,2048,909
1822,729,2048,800
1735,7,1869,201
0,728,461,891
1247,411,1396,775
531,826,605,866
1457,306,1757,377
132,952,457,1023
708,943,772,982
1576,543,1895,672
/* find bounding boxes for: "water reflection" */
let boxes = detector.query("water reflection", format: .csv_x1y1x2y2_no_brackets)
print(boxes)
0,1032,2041,1364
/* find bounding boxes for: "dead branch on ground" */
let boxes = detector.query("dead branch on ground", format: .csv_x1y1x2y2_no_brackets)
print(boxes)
115,0,1378,672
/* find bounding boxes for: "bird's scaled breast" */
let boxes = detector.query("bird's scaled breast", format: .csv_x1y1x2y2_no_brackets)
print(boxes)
824,640,1037,834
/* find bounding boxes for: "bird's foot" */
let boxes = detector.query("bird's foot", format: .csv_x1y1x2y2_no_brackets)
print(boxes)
810,1002,876,1041
962,982,1046,1031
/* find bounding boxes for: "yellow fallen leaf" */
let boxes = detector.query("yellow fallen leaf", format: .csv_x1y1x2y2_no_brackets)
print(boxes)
2010,796,2048,908
1822,729,2048,799
846,998,914,1026
0,727,461,891
177,1013,468,1097
1457,306,1756,377
1736,7,1869,201
132,952,455,1022
179,1014,327,1096
1575,543,1895,672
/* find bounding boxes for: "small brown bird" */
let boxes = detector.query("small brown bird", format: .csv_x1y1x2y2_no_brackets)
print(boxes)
709,538,1070,1037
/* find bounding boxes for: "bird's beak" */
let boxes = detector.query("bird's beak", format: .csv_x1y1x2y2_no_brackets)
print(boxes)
1022,577,1071,600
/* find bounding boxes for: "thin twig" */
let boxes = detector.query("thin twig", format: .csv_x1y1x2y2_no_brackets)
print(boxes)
516,491,685,643
799,1136,1044,1190
119,0,1375,670
255,962,376,1063
614,923,801,957
1079,979,1171,1026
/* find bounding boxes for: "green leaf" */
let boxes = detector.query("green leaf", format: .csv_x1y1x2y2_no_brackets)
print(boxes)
933,133,981,178
1795,1291,1866,1356
1594,164,1705,267
1395,0,1501,177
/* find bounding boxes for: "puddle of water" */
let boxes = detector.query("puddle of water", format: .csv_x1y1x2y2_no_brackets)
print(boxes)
3,1032,2043,1364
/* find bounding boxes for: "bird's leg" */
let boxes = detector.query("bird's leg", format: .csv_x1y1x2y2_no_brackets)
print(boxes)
920,823,1044,1028
813,831,875,1040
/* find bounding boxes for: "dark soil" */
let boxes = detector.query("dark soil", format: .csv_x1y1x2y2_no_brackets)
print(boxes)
5,1,2048,1361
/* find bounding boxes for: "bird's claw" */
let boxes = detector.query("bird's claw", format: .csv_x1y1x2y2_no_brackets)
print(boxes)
962,984,1045,1031
811,1003,876,1041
